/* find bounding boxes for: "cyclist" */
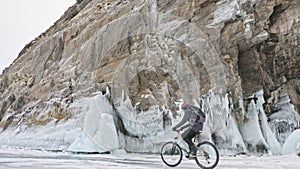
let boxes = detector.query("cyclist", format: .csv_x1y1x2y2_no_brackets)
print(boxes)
172,102,206,157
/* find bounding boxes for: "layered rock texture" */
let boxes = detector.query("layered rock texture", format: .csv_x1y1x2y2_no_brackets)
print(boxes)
0,0,299,154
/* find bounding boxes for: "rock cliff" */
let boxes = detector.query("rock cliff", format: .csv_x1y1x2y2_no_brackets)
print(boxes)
0,0,299,154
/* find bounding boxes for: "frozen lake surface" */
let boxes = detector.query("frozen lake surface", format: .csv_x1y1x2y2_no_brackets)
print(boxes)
0,148,299,169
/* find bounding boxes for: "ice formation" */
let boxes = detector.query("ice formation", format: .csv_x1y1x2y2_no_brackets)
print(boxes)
0,88,299,155
116,91,164,138
115,89,283,155
0,118,81,151
201,91,246,154
0,91,120,153
69,92,119,152
282,129,300,155
269,94,300,145
240,90,281,155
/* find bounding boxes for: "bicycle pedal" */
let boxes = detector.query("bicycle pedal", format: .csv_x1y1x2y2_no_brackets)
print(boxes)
189,156,196,160
189,154,196,159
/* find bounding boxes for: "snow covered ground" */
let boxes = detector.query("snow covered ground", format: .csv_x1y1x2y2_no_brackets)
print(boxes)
0,148,299,169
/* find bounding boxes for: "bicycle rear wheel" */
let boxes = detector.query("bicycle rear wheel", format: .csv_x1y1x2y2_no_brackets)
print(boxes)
195,141,219,169
160,141,182,167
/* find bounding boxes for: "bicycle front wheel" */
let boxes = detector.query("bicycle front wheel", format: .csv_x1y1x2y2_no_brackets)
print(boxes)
160,141,182,167
195,141,219,169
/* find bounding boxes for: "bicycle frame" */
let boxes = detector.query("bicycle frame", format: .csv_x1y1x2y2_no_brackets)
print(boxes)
174,131,202,157
173,132,189,154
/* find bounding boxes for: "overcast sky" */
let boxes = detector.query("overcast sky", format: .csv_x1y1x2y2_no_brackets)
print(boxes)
0,0,76,73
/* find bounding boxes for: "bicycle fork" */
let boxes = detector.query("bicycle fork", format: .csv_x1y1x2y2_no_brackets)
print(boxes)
171,143,177,155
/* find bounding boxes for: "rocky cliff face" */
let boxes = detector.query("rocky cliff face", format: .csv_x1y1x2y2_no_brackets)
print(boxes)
0,0,299,154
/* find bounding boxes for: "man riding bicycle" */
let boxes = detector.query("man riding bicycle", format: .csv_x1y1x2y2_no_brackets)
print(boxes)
172,102,206,157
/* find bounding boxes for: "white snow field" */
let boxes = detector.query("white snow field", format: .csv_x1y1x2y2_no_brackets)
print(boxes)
0,148,299,169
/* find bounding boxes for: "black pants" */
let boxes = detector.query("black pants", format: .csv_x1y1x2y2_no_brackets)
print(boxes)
183,129,197,153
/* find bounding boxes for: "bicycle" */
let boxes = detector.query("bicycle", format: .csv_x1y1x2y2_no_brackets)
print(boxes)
160,131,219,169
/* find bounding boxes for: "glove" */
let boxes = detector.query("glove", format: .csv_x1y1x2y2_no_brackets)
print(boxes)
172,127,177,131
